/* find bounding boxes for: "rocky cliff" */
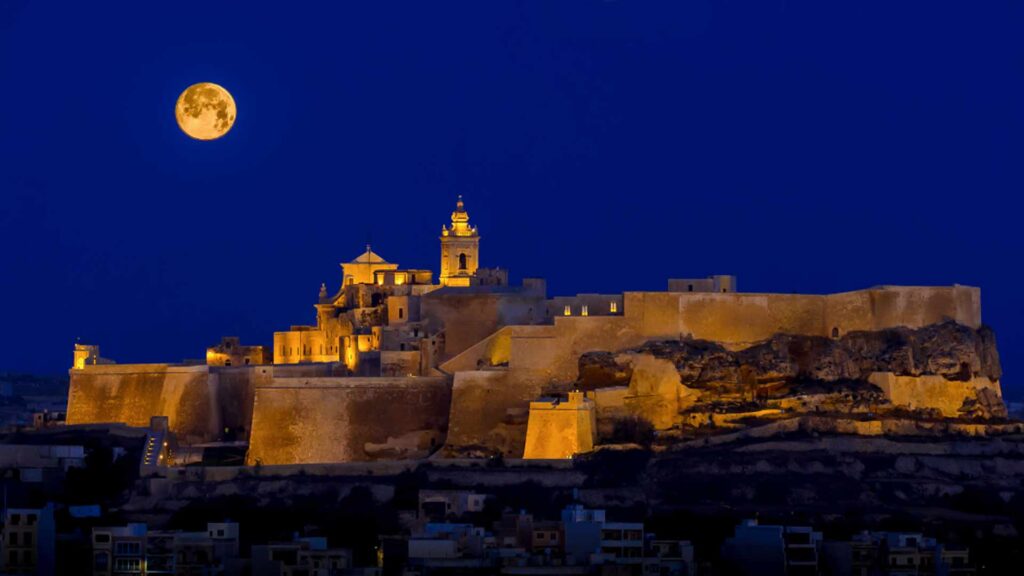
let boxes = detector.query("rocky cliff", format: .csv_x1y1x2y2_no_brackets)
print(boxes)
445,321,1007,457
579,321,1001,390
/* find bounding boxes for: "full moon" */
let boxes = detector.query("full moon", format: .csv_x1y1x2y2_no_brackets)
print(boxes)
174,82,236,141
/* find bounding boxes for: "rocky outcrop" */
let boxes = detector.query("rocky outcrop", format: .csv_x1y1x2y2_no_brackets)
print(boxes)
577,321,1005,420
580,321,1000,389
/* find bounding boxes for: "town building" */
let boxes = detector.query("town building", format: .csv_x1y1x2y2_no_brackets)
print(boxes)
91,522,241,575
0,504,56,576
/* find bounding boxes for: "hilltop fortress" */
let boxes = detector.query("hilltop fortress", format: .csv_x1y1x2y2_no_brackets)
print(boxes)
66,198,1006,465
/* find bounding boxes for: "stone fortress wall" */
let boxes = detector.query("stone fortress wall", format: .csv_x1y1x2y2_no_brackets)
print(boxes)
246,376,451,465
441,285,982,455
67,363,341,444
67,362,451,465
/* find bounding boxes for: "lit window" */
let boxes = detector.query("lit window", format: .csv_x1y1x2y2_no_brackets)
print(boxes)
610,301,617,313
581,305,589,316
563,305,571,316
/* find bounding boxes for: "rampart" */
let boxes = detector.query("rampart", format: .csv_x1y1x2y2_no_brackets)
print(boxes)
66,363,343,444
246,376,451,465
443,285,982,455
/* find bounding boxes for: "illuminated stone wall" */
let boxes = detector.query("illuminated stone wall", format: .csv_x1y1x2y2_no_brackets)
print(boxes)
66,364,340,444
522,392,596,459
443,285,982,455
421,290,547,360
246,377,451,465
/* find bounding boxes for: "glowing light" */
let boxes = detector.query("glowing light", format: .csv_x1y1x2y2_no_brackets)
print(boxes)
174,82,236,140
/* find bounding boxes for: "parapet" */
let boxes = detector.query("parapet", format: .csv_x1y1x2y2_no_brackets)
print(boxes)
668,275,737,293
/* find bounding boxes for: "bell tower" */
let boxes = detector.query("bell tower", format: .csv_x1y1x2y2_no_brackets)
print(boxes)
439,196,480,287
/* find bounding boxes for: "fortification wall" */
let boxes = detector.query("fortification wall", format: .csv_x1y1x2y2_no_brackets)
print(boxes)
67,364,225,443
446,370,534,456
246,377,451,465
66,363,343,444
422,291,546,360
674,293,826,344
824,285,981,335
442,285,982,455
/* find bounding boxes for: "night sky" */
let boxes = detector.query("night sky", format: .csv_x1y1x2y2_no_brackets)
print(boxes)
1,2,1021,397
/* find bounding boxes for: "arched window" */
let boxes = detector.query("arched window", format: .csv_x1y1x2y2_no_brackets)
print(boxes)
458,253,467,270
831,327,840,339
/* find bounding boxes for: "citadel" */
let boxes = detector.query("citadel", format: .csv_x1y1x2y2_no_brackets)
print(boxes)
66,198,1007,466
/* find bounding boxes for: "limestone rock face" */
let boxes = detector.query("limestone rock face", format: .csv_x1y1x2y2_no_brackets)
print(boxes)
579,321,1001,390
843,322,1001,381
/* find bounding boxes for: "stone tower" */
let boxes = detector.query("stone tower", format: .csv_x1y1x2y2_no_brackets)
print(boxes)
439,196,480,287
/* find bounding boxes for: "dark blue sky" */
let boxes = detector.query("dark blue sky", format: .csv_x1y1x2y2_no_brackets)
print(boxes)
1,1,1021,397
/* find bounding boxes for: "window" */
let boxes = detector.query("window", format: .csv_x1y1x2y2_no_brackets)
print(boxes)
581,305,589,316
458,253,467,270
114,558,142,571
245,358,250,365
23,532,31,546
398,308,404,319
8,532,17,546
94,533,111,544
26,513,37,525
687,284,694,292
564,305,571,316
93,552,110,570
115,541,142,555
9,514,19,525
610,301,617,313
831,327,840,338
8,551,15,566
224,360,231,366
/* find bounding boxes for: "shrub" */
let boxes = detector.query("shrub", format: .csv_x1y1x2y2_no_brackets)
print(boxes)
607,416,655,447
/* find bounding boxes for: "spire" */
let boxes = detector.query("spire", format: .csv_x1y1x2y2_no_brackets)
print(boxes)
451,195,469,225
448,195,476,237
